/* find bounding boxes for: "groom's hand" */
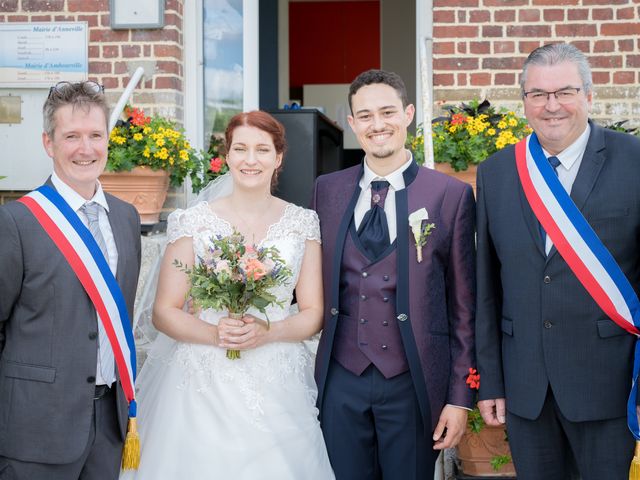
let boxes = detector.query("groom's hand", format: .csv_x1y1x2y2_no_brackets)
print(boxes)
432,405,467,450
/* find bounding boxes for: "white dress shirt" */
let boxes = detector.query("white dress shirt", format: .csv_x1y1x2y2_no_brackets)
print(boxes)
354,154,413,241
51,172,118,385
542,123,591,254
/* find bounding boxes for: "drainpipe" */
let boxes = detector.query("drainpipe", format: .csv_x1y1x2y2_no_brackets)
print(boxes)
417,0,434,169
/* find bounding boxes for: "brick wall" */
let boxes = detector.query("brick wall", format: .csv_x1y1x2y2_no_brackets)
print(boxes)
0,0,185,121
432,0,640,125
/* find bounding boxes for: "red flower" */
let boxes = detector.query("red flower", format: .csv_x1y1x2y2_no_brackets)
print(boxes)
124,106,151,127
451,113,467,126
466,367,480,390
209,157,224,173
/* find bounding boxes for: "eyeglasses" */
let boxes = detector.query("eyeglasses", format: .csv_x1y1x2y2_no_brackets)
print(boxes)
47,81,105,99
523,87,582,107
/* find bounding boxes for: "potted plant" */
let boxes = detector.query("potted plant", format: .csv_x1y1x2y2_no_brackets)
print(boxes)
407,99,531,191
189,132,229,194
103,106,204,224
456,368,516,477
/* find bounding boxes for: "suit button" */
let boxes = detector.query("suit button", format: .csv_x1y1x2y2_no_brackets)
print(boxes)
360,295,367,301
383,297,389,303
362,272,369,278
88,332,98,340
383,275,389,281
360,318,366,324
382,321,389,326
381,344,388,350
544,321,553,329
330,307,339,316
87,376,96,383
543,275,551,284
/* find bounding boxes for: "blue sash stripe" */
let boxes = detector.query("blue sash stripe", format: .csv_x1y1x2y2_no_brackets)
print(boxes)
37,185,137,380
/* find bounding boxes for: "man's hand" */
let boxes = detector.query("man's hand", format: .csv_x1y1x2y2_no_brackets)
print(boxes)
432,405,468,450
477,398,506,426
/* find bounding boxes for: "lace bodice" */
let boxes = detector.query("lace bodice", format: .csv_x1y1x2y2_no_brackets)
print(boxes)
166,201,321,321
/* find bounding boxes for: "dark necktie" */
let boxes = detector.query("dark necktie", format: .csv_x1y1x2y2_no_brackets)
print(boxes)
81,202,115,383
540,156,561,250
358,180,390,259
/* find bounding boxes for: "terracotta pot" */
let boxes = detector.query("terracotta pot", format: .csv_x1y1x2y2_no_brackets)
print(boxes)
99,166,169,225
457,423,516,477
434,163,478,194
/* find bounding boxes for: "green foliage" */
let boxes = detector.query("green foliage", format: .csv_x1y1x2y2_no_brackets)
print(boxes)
467,407,486,434
490,454,512,472
407,99,531,171
603,120,639,136
107,106,204,190
190,133,229,194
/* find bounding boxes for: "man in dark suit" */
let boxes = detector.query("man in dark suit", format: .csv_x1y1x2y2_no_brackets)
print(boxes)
312,69,476,479
476,43,639,480
0,81,141,479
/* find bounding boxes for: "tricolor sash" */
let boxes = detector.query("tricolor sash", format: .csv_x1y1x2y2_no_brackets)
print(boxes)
17,185,140,467
515,134,640,439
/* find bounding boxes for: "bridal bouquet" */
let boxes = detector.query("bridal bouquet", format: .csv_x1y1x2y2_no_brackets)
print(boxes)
175,231,292,359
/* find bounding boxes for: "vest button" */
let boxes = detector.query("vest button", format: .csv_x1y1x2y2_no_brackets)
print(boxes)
383,297,389,303
360,318,366,324
544,320,553,329
381,344,388,350
382,321,389,326
383,275,389,281
87,376,96,383
360,295,367,301
88,332,98,340
330,308,339,316
543,275,551,284
362,272,369,278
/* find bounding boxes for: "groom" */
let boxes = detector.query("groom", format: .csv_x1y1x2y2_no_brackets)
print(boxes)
312,69,476,479
0,82,140,479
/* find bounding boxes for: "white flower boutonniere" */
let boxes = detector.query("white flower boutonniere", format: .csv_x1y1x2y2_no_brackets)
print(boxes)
408,208,436,263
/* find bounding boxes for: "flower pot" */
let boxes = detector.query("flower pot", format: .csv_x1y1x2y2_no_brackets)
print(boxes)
435,163,478,194
99,167,169,225
456,423,516,477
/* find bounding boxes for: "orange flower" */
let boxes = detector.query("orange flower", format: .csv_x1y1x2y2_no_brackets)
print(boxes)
209,157,224,173
466,367,480,390
451,113,467,126
243,258,267,281
124,106,151,127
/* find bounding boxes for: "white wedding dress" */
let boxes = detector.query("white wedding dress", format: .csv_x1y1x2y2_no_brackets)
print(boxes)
121,201,334,480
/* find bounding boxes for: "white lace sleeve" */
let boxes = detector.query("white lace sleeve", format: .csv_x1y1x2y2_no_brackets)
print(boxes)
167,207,195,244
299,208,321,244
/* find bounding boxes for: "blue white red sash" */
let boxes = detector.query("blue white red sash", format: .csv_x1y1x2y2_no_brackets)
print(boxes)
515,134,640,438
17,186,137,418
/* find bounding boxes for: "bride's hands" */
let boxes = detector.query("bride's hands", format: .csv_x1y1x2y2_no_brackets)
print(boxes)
217,314,269,351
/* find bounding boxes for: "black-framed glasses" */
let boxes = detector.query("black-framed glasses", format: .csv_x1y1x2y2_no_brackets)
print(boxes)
523,87,582,107
47,81,105,99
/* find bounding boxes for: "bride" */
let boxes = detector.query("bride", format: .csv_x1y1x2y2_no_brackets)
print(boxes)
122,111,334,479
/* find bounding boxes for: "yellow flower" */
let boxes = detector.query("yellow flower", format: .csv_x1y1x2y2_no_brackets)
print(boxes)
113,136,126,145
133,133,143,141
179,149,189,161
498,121,507,129
156,137,165,147
143,147,150,158
143,127,152,135
508,118,518,127
448,125,457,133
487,128,496,136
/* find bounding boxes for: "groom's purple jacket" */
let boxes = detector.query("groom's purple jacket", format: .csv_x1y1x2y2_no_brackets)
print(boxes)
311,161,476,431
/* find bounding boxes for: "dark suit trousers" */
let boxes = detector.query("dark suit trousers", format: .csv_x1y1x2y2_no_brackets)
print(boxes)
321,359,438,480
0,387,122,480
506,388,634,480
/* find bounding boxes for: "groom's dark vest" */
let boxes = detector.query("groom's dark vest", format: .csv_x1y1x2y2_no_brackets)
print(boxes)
331,229,409,378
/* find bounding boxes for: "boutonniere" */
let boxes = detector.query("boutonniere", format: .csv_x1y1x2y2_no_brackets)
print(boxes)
408,208,436,263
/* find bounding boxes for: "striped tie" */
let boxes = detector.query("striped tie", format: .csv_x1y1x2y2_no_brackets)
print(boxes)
81,202,115,384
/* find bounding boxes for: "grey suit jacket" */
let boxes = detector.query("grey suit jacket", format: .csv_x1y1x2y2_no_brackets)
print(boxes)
476,122,640,422
0,185,141,464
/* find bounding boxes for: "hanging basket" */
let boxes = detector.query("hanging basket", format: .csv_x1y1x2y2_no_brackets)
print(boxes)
99,166,169,225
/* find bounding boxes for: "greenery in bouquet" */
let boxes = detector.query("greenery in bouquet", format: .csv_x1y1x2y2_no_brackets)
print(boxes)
107,106,203,189
175,231,292,359
407,99,532,172
190,132,229,194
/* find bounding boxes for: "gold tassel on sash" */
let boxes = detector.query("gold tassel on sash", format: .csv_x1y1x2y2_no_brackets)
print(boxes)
630,441,640,480
121,417,140,470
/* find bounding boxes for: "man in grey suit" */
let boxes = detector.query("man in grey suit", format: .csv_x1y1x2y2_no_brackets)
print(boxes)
476,43,639,480
0,82,141,479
